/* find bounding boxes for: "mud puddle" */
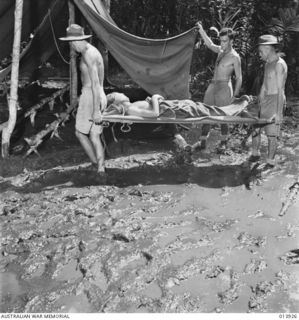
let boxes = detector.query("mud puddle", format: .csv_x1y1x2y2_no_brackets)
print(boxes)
1,121,299,313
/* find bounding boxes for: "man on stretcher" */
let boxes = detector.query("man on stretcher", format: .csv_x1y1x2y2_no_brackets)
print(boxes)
104,92,162,118
99,92,257,120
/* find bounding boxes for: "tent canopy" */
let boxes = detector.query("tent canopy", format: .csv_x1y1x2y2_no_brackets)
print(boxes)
0,0,60,61
0,0,197,99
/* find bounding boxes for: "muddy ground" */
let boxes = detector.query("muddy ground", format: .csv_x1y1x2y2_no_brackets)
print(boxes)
0,106,299,313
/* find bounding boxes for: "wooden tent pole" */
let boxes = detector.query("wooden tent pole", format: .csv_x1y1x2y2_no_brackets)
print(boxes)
68,0,78,109
1,0,24,158
101,0,110,79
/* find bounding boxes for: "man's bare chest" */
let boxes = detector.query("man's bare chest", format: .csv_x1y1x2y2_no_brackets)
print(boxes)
264,65,276,81
216,54,234,69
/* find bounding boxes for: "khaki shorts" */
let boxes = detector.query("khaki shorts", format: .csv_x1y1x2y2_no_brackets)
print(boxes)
254,123,281,137
203,80,233,107
75,87,103,135
201,80,232,137
254,94,285,137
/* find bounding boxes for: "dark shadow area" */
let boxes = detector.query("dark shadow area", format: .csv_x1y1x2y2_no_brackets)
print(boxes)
0,136,177,178
0,162,258,194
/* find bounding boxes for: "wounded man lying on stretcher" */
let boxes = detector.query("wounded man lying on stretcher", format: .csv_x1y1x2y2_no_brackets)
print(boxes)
101,92,258,120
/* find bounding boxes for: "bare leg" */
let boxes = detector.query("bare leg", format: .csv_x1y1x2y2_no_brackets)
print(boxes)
75,130,97,164
220,124,229,142
201,83,213,149
200,124,210,149
173,133,190,150
267,136,277,165
90,131,105,173
251,129,261,157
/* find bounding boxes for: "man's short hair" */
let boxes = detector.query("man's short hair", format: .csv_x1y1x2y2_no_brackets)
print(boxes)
106,92,130,106
219,28,236,40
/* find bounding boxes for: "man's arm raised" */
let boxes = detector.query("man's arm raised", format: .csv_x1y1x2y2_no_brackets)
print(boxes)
196,22,220,53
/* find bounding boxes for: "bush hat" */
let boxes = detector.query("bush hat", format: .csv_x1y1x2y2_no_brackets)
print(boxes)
258,34,279,45
59,24,92,41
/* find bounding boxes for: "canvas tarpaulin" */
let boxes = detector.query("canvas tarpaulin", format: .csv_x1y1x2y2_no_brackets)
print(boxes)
76,0,197,99
1,0,197,99
0,0,68,82
0,0,60,61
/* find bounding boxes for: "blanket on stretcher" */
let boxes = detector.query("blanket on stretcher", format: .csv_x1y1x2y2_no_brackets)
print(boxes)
157,95,259,119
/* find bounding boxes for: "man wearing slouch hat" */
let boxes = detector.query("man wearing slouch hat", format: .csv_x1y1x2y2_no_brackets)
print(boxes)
60,24,107,175
248,34,288,168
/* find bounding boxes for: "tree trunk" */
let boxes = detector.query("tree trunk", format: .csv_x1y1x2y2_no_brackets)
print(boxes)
68,0,78,109
1,0,23,158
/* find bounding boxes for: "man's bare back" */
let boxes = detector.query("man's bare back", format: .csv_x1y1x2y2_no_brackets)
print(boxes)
80,44,106,114
80,45,104,86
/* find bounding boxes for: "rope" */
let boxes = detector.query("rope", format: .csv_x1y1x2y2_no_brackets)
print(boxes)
100,131,107,152
48,9,70,64
8,97,18,102
111,123,118,142
161,40,167,58
120,123,132,133
91,0,101,15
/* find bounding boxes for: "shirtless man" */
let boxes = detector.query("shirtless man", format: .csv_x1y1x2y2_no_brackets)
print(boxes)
249,34,288,168
196,23,242,150
60,24,107,173
105,92,161,117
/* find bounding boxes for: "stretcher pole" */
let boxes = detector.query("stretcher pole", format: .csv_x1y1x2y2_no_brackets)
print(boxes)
68,0,78,109
98,0,110,81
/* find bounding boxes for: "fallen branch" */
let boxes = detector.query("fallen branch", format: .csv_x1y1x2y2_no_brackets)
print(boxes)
24,102,76,157
279,180,299,216
24,85,69,126
1,85,69,133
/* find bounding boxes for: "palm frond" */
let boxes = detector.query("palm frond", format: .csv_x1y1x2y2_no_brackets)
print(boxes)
286,17,299,32
224,9,241,26
278,8,288,25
